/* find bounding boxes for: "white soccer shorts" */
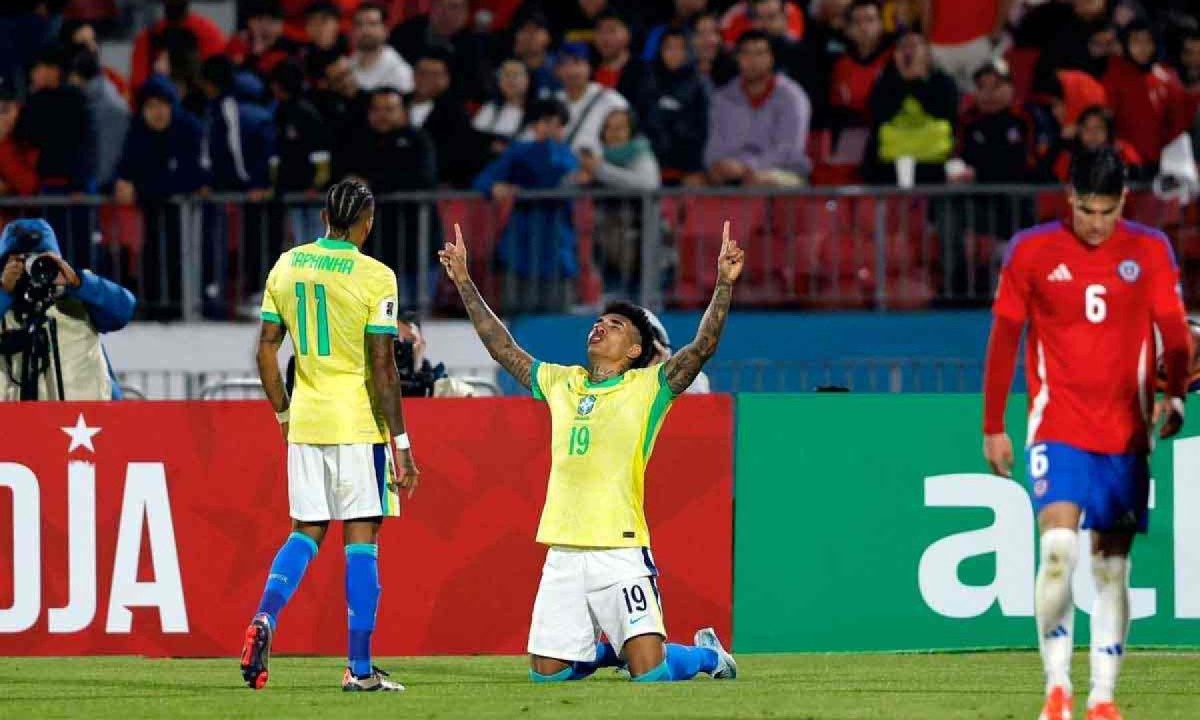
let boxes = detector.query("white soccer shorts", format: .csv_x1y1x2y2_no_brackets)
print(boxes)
527,546,667,662
287,443,393,521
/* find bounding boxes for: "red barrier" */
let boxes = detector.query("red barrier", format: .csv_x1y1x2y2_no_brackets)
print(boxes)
0,397,733,656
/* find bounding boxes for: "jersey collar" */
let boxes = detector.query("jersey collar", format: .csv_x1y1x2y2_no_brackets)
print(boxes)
315,237,359,251
583,373,625,390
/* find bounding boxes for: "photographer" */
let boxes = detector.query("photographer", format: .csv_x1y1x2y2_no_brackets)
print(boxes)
0,219,136,401
395,311,474,398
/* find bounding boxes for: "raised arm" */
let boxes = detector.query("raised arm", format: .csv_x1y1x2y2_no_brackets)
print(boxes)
439,223,535,390
256,319,290,439
664,221,744,395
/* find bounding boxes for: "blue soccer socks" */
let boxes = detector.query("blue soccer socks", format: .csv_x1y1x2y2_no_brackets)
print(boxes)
255,532,319,629
664,643,719,680
345,543,381,678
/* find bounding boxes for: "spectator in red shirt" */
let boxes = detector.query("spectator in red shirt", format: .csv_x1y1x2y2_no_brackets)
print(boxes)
0,90,38,197
829,0,892,133
225,0,300,80
922,0,1010,92
1103,19,1190,172
131,0,227,92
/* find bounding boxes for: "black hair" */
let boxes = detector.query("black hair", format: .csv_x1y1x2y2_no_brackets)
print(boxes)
305,0,340,18
1077,103,1115,141
271,59,305,96
244,0,282,19
735,29,773,51
846,0,882,20
354,1,388,22
200,54,236,92
527,97,569,126
1031,69,1064,100
398,310,422,329
416,43,454,68
33,44,70,72
371,85,405,102
1070,146,1126,197
69,44,101,80
602,301,656,369
660,26,688,48
325,179,375,237
594,10,628,28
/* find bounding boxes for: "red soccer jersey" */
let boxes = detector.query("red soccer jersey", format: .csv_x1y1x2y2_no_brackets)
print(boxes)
988,219,1188,454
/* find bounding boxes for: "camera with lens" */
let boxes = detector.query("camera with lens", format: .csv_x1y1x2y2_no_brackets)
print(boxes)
394,338,438,397
9,226,61,314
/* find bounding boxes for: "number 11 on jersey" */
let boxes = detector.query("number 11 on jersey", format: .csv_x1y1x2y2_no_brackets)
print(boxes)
295,282,331,356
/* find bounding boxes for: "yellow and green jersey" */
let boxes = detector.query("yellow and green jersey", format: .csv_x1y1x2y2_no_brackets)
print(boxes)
531,361,676,548
260,238,399,445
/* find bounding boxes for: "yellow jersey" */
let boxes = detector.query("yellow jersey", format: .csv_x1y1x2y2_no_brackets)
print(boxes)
531,361,676,548
260,238,399,445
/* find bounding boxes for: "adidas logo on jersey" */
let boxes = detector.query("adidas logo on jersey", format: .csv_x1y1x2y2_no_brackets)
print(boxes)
1046,264,1073,282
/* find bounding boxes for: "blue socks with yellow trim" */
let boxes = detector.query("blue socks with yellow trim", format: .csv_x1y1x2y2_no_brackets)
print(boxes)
256,532,318,629
346,543,380,677
664,643,719,680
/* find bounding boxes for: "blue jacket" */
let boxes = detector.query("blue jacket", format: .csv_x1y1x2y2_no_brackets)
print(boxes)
204,76,276,191
472,139,578,280
116,74,208,200
0,219,137,398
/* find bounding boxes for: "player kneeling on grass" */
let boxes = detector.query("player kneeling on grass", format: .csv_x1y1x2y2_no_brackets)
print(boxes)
240,180,420,692
982,147,1190,720
440,221,741,683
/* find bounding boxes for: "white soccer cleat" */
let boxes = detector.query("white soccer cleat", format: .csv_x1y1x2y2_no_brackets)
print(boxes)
693,627,737,680
342,666,406,692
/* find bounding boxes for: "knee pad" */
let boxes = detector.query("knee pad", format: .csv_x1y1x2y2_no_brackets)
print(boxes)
1039,528,1079,579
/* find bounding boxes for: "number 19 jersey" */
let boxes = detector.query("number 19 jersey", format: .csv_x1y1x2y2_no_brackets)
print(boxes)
260,238,399,445
531,361,676,548
993,220,1185,454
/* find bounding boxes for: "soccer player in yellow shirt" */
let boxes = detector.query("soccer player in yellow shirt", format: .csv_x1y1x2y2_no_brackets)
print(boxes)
440,221,742,683
240,180,420,692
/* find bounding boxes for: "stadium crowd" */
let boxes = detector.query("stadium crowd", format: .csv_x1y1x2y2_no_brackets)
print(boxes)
0,0,1196,316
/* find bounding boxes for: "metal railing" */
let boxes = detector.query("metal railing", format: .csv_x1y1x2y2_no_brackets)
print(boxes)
116,358,1016,399
3,184,1194,320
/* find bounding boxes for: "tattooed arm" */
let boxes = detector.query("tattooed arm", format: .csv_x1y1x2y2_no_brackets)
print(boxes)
439,224,534,390
664,221,745,395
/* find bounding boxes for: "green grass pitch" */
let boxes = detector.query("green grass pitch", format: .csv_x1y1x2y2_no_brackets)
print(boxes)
2,652,1198,719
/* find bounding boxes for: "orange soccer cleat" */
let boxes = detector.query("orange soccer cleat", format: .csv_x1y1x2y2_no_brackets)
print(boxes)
1039,686,1074,720
1086,702,1123,720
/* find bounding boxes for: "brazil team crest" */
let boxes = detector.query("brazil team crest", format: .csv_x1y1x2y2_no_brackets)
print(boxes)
1118,259,1140,283
577,395,597,415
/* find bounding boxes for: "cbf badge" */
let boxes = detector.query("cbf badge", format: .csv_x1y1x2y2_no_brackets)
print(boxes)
1034,479,1048,498
1118,260,1141,283
577,395,597,415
